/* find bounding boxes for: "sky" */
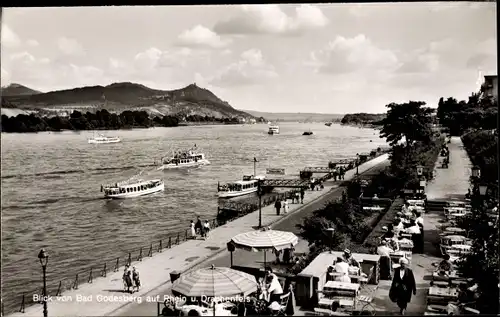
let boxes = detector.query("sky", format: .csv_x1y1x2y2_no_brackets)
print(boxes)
1,3,497,113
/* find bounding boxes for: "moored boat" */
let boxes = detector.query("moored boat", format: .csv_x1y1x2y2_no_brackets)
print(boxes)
268,124,279,135
88,133,121,144
156,145,210,170
217,175,266,198
101,177,164,199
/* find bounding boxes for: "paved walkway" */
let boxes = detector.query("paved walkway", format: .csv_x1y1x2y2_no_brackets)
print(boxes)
7,155,389,317
426,137,472,201
368,136,472,315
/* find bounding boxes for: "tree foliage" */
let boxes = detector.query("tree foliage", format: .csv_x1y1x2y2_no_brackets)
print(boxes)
0,109,179,133
461,130,498,183
379,101,435,147
437,93,497,136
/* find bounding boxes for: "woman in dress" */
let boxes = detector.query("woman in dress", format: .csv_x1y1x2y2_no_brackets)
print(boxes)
190,220,196,239
389,258,416,315
283,199,289,214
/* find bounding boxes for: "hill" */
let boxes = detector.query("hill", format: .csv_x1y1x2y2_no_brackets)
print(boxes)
1,82,253,119
1,83,42,97
243,110,344,122
340,113,386,126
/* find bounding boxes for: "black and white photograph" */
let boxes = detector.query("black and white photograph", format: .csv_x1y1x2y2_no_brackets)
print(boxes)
0,2,498,316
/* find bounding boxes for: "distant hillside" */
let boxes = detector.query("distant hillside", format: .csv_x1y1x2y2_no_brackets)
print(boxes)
243,110,344,122
341,113,386,126
1,83,42,97
2,82,253,119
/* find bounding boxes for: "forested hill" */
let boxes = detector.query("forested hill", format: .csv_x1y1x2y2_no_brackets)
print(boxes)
341,113,386,125
2,82,254,119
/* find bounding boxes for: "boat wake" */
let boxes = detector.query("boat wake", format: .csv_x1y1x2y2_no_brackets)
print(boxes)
2,196,99,211
1,164,157,180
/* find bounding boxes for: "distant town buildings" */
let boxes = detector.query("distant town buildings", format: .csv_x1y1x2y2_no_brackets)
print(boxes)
480,75,498,102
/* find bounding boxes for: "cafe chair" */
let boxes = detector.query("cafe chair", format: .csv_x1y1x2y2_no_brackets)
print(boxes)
357,268,378,316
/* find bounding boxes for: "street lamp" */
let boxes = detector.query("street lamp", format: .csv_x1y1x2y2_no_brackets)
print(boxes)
38,249,48,317
355,153,359,176
478,184,488,196
325,227,335,253
471,166,481,179
258,179,262,228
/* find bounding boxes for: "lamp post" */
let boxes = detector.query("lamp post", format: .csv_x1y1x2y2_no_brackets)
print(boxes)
258,179,262,228
471,166,481,181
325,227,335,253
38,249,48,317
355,153,359,176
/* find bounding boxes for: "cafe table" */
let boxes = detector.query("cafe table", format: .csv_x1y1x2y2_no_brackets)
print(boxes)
363,206,385,212
427,286,459,305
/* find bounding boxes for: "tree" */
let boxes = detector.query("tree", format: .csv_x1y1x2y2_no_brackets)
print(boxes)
379,101,434,147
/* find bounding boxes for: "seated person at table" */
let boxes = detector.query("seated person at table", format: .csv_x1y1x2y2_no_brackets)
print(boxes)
402,202,410,213
377,240,394,257
266,274,284,303
342,249,360,268
265,266,278,282
334,257,349,275
405,220,421,234
337,271,351,283
330,301,350,316
414,211,424,227
437,254,454,275
383,224,396,239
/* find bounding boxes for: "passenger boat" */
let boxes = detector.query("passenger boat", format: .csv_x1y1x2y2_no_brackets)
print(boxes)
101,177,164,199
268,124,279,135
217,175,265,198
88,133,121,144
156,146,210,170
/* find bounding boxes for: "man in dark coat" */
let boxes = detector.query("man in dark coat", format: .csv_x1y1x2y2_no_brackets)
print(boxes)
389,257,416,315
195,216,202,235
274,200,282,216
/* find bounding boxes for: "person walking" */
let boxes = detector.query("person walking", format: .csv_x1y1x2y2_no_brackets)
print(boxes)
295,192,300,204
300,189,305,204
389,258,416,315
132,267,141,292
283,199,289,214
190,220,196,239
274,200,282,216
195,216,202,235
203,220,210,239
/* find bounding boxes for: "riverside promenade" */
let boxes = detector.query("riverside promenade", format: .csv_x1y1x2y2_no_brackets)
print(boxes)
366,136,472,314
7,154,389,317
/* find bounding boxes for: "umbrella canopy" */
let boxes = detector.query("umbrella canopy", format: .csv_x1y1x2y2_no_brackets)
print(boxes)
230,228,299,252
171,265,258,297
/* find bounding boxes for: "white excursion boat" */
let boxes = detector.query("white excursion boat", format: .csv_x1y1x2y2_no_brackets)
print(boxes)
156,146,210,170
88,133,121,144
217,175,266,198
268,124,280,135
101,177,164,199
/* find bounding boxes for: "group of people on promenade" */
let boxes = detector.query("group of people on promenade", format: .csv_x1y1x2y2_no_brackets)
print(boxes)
273,188,306,216
122,264,141,293
190,217,211,240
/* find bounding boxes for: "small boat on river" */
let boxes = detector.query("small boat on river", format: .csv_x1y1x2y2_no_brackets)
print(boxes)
156,145,210,170
101,177,164,199
268,124,279,135
217,175,266,198
88,133,121,144
303,130,313,135
325,122,332,127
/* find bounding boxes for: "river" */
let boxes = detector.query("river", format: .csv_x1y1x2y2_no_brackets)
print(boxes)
0,122,386,312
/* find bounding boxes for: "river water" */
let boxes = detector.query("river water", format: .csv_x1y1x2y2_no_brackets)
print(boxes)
0,122,386,311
